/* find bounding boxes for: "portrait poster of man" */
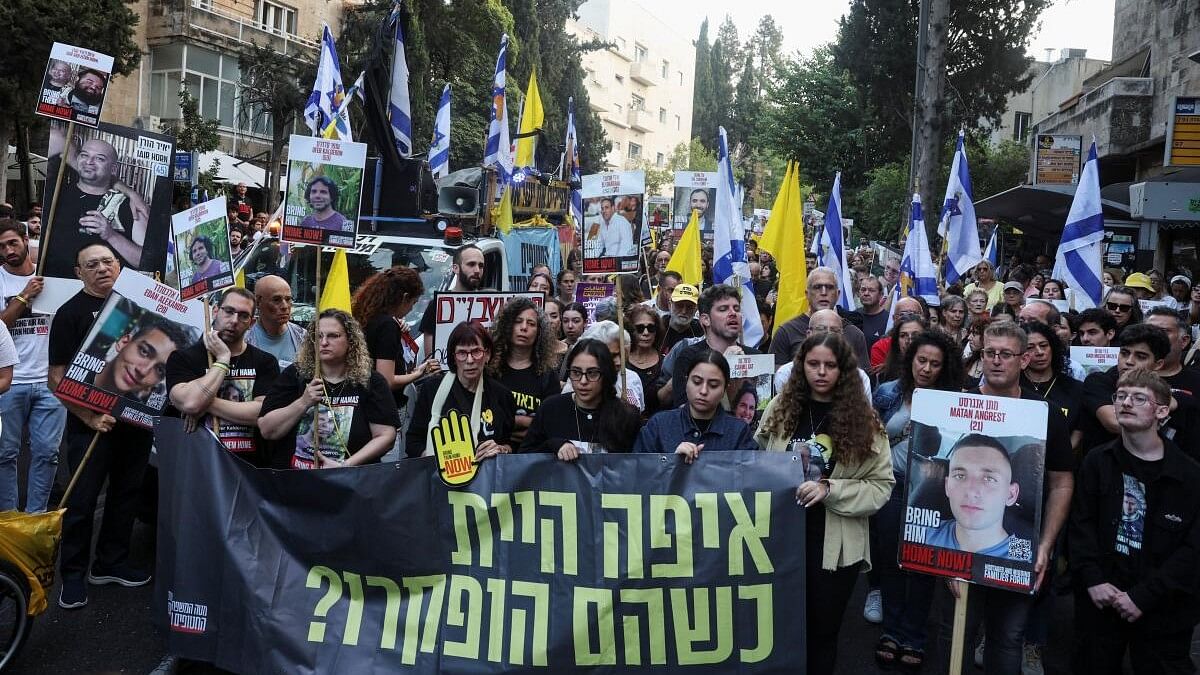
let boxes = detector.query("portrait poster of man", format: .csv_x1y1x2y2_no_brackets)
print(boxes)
35,42,114,127
36,121,175,314
282,135,366,249
898,389,1048,593
672,171,717,242
580,170,644,274
172,196,234,301
54,270,203,429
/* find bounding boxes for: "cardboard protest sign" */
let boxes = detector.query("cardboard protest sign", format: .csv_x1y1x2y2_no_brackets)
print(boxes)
673,171,717,242
35,43,115,127
36,121,176,314
430,292,543,365
580,171,644,273
727,353,775,426
899,389,1048,593
54,270,203,429
1070,346,1120,375
172,197,234,301
282,135,367,249
574,282,613,322
500,227,561,291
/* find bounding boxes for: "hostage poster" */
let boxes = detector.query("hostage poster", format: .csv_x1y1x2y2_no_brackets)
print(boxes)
672,172,717,243
580,171,644,274
574,282,613,322
35,42,115,127
282,135,367,249
36,121,175,314
172,197,234,301
53,270,203,429
431,292,543,366
898,389,1048,593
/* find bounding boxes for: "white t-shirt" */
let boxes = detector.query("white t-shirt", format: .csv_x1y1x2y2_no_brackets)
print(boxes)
599,214,634,257
0,267,48,383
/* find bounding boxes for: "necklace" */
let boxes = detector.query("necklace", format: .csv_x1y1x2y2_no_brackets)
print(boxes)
808,406,830,438
689,411,714,435
572,395,596,443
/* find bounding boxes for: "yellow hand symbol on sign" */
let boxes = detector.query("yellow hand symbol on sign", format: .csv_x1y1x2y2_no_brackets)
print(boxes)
433,410,478,486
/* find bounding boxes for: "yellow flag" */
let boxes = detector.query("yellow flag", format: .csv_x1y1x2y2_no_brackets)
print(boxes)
233,266,245,289
666,208,704,286
758,161,808,332
514,70,544,168
318,249,352,313
494,186,514,235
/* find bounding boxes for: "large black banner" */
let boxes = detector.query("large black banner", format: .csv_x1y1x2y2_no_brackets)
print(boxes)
154,419,807,673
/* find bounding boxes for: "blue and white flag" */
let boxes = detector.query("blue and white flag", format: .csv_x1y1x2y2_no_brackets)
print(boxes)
429,83,451,179
900,191,940,306
483,34,513,185
938,130,983,285
712,127,763,346
884,284,901,333
389,12,413,157
1052,139,1105,309
303,25,346,137
563,96,582,226
983,224,998,267
819,172,855,311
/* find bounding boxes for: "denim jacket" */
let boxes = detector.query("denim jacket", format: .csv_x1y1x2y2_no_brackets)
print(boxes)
633,406,758,454
873,379,905,425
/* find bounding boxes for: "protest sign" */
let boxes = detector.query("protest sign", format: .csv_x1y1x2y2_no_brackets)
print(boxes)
1138,299,1170,314
898,389,1048,593
500,227,561,291
36,121,176,314
35,43,115,127
431,292,543,366
574,282,613,322
673,172,717,243
172,197,234,301
282,135,367,249
53,270,202,429
155,419,807,673
580,171,644,274
727,354,775,424
1070,346,1120,375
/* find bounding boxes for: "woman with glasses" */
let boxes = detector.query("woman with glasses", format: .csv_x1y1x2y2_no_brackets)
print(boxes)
260,309,398,469
563,321,645,412
963,260,1002,309
520,339,640,457
870,329,962,671
1104,285,1143,345
625,305,663,417
754,332,893,674
489,297,562,445
633,349,756,456
404,322,516,459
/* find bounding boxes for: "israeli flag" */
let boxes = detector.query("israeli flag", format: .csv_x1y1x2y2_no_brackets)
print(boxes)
429,84,451,179
303,25,346,137
483,34,513,184
819,172,855,311
983,224,998,267
389,14,413,157
938,130,983,285
884,284,901,333
1052,139,1105,309
900,191,940,306
563,97,582,226
712,127,763,346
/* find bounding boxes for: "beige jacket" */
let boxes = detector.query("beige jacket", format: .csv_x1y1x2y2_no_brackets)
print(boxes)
754,398,894,572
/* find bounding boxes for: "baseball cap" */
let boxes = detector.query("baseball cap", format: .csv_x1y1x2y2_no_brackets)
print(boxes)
1002,281,1024,293
1170,274,1192,287
671,284,699,304
1124,272,1154,292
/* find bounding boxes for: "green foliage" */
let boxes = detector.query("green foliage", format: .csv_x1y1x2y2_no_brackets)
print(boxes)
667,139,718,173
286,163,365,221
690,20,715,148
237,43,310,212
858,161,911,243
160,90,221,153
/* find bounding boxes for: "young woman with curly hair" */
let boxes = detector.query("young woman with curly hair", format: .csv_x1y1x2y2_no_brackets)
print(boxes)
489,297,563,443
260,309,398,469
753,332,894,674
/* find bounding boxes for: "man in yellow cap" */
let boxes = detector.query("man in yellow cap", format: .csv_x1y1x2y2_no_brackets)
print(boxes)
658,283,702,356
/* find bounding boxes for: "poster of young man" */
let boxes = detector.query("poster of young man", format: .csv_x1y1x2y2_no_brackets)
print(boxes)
36,121,175,314
54,270,203,429
898,389,1048,593
580,171,644,273
35,43,115,127
171,196,234,301
281,135,367,249
430,292,543,366
672,171,717,242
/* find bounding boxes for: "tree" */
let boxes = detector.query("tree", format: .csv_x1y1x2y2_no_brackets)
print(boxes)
749,15,785,97
704,28,736,150
237,43,310,213
729,53,760,153
160,90,220,154
690,20,714,146
714,16,743,81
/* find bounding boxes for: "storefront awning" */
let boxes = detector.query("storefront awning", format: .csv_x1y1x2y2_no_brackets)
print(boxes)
197,151,285,192
974,184,1133,241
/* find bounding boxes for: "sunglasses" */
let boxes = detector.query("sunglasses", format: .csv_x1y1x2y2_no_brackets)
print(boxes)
633,323,657,333
1106,302,1133,312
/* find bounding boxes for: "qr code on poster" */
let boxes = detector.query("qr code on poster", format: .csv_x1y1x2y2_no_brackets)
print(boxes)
1007,537,1033,562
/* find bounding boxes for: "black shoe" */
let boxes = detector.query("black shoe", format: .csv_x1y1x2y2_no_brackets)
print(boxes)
58,577,88,609
88,564,151,587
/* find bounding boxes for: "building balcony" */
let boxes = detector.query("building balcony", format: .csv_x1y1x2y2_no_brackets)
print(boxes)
586,80,609,112
147,0,318,58
602,110,628,128
627,108,655,132
630,61,659,86
1034,76,1154,156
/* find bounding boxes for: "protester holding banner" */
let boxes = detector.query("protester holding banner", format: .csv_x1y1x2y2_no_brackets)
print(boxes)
625,304,663,417
405,322,515,459
259,309,397,469
489,297,561,443
634,349,755,457
520,339,640,457
753,331,893,674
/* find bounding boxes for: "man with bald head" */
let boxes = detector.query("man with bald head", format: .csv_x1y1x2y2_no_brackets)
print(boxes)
773,309,874,400
246,275,307,368
770,267,870,368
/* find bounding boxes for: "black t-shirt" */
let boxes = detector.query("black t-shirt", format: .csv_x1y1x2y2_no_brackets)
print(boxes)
1161,366,1200,412
49,290,108,435
46,185,137,278
658,319,702,357
498,364,560,417
860,309,890,350
519,393,636,454
260,365,398,469
363,314,418,410
1078,367,1120,453
1021,373,1083,431
405,373,516,458
165,341,279,464
629,358,663,416
418,300,436,337
670,340,761,408
789,399,837,479
967,386,1075,474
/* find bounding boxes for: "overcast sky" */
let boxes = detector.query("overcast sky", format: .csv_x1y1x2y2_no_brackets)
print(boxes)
649,0,1115,63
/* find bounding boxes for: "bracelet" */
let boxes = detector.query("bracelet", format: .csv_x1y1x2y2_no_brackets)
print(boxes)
211,361,231,373
13,295,27,306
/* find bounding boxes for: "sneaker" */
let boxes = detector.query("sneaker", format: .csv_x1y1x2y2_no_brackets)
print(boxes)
975,636,985,668
863,588,883,624
1022,643,1044,675
88,564,151,587
58,577,88,609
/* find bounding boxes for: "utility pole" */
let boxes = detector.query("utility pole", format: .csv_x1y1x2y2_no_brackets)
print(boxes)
904,0,931,236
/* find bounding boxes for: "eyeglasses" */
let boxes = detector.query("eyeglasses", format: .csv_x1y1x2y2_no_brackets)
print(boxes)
633,323,657,333
1112,392,1161,407
567,368,602,382
454,347,487,362
218,306,253,323
981,349,1023,361
79,256,117,270
1106,302,1133,312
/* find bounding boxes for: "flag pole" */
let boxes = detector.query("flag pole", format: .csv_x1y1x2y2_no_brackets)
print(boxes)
203,296,220,437
39,121,76,275
949,582,969,675
615,276,627,400
313,248,323,461
58,431,101,510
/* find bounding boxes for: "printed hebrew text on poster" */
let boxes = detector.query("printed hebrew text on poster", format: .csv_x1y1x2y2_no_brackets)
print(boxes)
672,171,717,242
580,171,644,274
574,282,613,322
36,121,176,314
431,292,543,366
1070,346,1120,376
172,197,234,301
899,389,1048,593
282,135,367,249
35,43,115,127
53,270,203,429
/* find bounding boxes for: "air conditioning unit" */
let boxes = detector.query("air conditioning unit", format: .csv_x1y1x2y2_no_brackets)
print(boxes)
134,115,164,131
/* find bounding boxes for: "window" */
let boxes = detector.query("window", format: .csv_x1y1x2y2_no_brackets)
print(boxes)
260,0,297,36
614,73,625,84
1013,112,1033,142
628,142,642,159
678,71,684,86
659,108,666,124
661,60,670,79
675,115,681,130
656,152,665,168
150,43,269,135
630,94,645,111
634,43,648,63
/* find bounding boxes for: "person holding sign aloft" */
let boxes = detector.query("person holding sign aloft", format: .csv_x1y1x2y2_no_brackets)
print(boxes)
753,332,894,675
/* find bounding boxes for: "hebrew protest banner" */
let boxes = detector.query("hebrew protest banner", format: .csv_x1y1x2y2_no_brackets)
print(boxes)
581,171,644,274
35,43,114,127
154,418,807,673
431,292,543,366
574,282,613,322
1070,346,1120,376
500,227,561,292
282,135,367,249
172,196,234,301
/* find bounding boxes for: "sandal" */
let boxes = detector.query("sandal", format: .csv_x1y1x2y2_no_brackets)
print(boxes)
897,647,925,672
874,637,900,669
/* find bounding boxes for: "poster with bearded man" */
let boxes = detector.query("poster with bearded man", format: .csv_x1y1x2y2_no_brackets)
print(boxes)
36,121,175,314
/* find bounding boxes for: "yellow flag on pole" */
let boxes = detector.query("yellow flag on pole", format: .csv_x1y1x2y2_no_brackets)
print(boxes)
318,249,352,313
758,161,808,331
514,70,544,169
666,208,704,286
494,185,514,235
